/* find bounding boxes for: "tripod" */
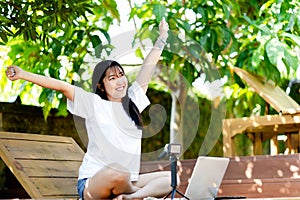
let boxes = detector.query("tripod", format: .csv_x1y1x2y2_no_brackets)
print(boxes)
163,154,190,200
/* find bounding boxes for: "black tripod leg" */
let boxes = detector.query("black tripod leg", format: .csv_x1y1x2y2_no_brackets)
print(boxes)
163,190,172,199
176,189,190,200
163,153,190,200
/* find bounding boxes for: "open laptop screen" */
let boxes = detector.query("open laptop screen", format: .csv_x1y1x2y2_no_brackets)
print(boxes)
184,156,230,200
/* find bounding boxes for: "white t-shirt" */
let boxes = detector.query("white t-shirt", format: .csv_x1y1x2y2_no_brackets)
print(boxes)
67,81,150,181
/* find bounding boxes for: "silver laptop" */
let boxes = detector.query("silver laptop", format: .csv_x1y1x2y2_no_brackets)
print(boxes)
184,156,230,200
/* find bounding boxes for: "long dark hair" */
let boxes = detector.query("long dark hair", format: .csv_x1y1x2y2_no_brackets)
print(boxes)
92,60,143,129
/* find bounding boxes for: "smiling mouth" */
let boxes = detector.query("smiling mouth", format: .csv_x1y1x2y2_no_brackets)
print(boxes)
116,86,125,91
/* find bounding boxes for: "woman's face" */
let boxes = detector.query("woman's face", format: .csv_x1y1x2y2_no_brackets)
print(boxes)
102,66,128,102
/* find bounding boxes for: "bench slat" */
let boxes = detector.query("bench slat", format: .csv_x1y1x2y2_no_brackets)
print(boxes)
219,178,300,198
0,131,73,143
30,177,78,197
2,139,83,160
17,160,81,177
224,155,300,180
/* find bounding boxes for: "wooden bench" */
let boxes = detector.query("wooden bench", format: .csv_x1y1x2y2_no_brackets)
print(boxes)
141,154,300,198
0,131,84,198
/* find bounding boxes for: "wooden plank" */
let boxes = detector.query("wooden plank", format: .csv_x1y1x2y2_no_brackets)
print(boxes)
254,132,263,155
224,154,300,180
2,138,83,160
233,67,300,114
245,124,300,134
224,114,300,138
0,131,74,143
219,178,300,198
17,160,81,177
30,177,78,197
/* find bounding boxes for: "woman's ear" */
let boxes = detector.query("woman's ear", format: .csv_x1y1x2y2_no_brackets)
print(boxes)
97,83,104,91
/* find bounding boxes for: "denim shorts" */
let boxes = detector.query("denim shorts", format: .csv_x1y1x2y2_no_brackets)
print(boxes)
77,178,88,199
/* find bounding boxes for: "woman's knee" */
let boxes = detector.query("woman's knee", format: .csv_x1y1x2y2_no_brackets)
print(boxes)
84,163,131,198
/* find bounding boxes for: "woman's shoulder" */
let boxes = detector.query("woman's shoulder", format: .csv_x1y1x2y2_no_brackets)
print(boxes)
73,85,101,102
128,81,150,111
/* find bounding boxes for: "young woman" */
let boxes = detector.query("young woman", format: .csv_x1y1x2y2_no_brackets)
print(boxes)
6,19,175,200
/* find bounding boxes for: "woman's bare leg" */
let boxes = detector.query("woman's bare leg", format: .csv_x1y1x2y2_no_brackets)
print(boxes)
83,163,139,199
121,171,175,199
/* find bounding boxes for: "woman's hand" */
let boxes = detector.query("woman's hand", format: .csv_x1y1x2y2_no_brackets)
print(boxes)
159,18,169,40
6,65,22,81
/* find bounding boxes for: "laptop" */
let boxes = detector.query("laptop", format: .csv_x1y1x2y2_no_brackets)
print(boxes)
184,156,231,200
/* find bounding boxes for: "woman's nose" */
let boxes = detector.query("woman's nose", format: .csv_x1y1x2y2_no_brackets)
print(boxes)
116,76,124,84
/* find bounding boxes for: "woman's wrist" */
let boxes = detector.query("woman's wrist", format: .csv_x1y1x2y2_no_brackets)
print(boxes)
155,36,167,50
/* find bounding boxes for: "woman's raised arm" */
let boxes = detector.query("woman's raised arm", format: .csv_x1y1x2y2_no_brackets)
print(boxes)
6,66,75,101
136,19,169,93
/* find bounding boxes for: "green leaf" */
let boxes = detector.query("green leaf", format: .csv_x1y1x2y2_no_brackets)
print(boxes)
102,0,120,23
8,44,24,59
99,28,111,43
251,43,264,67
242,15,273,35
52,38,63,57
176,18,191,32
283,48,298,70
76,30,84,41
39,88,48,104
91,35,102,48
196,7,208,22
58,0,63,10
0,31,8,43
0,15,11,23
95,43,103,58
135,48,144,59
222,3,231,20
42,20,49,32
138,28,154,41
281,32,300,46
153,4,166,23
265,38,285,66
56,100,68,117
42,101,52,121
64,25,73,40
